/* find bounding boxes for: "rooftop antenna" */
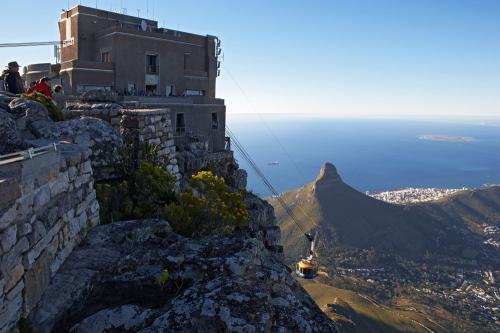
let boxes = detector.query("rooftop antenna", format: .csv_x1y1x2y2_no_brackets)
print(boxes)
96,0,98,8
137,9,140,17
146,0,149,17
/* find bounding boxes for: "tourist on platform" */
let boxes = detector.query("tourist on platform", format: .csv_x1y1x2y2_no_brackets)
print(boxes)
52,85,65,106
26,80,38,94
33,77,52,97
3,61,25,95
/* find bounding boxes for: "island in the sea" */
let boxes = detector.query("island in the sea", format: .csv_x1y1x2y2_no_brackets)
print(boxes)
419,134,476,142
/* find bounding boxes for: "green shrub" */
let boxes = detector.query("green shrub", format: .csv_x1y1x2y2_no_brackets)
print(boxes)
22,92,64,121
96,164,248,237
96,161,176,223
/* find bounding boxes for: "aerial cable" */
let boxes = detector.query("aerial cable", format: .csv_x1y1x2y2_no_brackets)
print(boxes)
223,66,318,229
226,126,308,236
228,129,305,234
0,41,61,47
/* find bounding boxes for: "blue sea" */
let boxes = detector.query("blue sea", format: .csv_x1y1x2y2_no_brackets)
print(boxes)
227,115,500,197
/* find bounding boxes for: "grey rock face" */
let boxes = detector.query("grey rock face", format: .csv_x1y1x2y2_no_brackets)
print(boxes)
5,97,123,180
69,305,160,333
245,194,283,253
0,109,23,154
81,89,117,103
51,117,123,180
8,98,49,120
175,149,246,189
29,219,338,333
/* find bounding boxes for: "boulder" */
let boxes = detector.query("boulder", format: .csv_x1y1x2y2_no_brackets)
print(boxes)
69,305,160,333
81,89,117,103
8,98,50,121
52,117,123,180
6,98,124,179
0,109,23,154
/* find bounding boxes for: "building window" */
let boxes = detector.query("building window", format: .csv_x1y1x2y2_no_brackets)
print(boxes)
184,53,191,70
176,113,186,136
185,89,205,96
146,54,158,74
211,112,218,129
101,51,111,63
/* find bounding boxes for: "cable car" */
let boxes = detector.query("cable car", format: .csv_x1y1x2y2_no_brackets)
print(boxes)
296,232,318,279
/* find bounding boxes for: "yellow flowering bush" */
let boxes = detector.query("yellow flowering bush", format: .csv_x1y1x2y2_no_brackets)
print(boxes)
163,171,249,236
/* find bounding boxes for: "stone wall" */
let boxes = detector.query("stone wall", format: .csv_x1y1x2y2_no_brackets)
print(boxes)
64,104,181,184
121,109,181,183
0,144,99,333
64,103,123,131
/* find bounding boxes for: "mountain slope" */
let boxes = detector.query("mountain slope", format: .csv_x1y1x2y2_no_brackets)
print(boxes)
269,162,499,333
412,185,500,233
270,163,475,262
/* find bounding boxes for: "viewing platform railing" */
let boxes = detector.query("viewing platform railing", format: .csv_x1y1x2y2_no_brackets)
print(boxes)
0,143,58,166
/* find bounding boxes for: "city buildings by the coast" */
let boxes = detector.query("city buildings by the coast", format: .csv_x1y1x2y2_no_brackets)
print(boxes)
368,187,467,205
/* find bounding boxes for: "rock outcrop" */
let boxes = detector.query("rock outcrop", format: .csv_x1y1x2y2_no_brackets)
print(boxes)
176,149,247,191
245,195,282,254
5,98,123,180
80,89,117,103
0,109,23,154
29,219,339,333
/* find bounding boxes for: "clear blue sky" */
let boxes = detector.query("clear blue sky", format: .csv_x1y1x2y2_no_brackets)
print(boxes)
1,0,500,118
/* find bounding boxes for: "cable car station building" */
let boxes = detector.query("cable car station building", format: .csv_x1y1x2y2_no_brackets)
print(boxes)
56,5,226,151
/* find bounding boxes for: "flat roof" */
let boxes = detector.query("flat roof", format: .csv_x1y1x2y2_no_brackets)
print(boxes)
61,5,157,26
60,5,216,40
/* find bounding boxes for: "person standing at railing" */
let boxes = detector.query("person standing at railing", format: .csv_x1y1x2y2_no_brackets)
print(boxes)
3,61,25,95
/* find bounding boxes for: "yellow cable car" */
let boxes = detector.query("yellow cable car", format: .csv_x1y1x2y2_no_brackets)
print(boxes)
296,232,318,279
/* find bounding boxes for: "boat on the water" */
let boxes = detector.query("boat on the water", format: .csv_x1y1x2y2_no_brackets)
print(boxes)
268,161,280,166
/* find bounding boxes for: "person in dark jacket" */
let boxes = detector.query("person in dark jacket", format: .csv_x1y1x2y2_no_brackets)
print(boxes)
3,61,25,94
33,77,52,97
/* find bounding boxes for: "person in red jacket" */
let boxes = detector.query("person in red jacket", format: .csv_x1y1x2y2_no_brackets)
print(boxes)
32,77,52,97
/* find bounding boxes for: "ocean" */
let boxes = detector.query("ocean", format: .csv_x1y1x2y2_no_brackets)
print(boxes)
227,115,500,197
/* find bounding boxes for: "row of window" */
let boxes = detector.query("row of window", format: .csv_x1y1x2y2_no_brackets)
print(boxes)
101,52,197,74
175,112,219,135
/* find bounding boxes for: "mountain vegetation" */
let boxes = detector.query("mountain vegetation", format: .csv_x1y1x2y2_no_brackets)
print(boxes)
270,163,500,333
96,144,249,237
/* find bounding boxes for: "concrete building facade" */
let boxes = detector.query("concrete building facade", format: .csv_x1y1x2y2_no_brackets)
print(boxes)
58,5,220,98
55,5,227,152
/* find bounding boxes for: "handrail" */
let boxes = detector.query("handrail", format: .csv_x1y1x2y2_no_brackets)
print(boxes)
0,143,58,166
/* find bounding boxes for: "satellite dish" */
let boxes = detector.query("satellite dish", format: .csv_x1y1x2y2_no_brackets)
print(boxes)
141,20,147,31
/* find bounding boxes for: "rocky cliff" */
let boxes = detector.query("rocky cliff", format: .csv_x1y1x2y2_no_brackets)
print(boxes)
29,219,339,333
0,95,339,332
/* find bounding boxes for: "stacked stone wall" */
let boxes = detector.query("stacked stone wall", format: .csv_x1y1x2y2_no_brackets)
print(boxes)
121,109,181,182
64,103,123,131
0,145,99,333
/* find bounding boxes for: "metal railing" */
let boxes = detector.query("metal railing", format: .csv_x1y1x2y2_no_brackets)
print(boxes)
0,143,58,166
